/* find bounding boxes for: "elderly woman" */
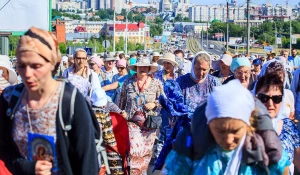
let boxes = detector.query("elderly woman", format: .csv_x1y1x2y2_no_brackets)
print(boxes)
223,57,253,89
118,58,164,175
211,54,233,84
176,52,221,117
154,53,179,83
0,55,18,95
163,80,290,175
63,48,101,91
255,73,300,174
0,27,99,174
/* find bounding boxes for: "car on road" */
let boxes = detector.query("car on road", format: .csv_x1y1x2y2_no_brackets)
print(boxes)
209,44,214,49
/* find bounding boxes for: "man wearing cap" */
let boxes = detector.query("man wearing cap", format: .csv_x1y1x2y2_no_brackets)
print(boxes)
0,55,18,95
212,54,233,84
101,55,118,99
250,58,262,85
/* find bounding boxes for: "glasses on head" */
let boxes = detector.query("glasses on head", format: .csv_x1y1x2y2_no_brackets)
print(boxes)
235,71,251,77
76,57,87,60
257,93,283,104
117,67,125,70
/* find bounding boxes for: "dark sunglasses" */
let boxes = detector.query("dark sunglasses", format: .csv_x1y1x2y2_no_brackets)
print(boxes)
117,67,125,70
257,93,283,104
89,63,96,66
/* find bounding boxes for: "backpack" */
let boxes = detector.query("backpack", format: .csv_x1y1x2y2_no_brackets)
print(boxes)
5,80,111,174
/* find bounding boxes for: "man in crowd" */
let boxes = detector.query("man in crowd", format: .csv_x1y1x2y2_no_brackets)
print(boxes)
289,48,300,70
212,54,233,84
174,49,192,75
101,55,118,99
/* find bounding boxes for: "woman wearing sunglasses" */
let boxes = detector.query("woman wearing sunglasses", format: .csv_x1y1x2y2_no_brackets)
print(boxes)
88,56,104,85
255,73,300,174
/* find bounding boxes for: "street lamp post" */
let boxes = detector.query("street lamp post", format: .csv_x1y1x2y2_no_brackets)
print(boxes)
125,9,134,55
274,22,277,54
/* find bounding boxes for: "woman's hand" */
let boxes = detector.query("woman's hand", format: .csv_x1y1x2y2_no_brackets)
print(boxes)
144,102,156,111
35,160,52,175
121,110,127,119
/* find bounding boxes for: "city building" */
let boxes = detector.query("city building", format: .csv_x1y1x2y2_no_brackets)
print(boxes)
188,5,246,22
108,22,149,44
87,0,130,13
55,1,81,10
52,18,66,44
188,4,293,23
173,22,210,33
159,0,173,12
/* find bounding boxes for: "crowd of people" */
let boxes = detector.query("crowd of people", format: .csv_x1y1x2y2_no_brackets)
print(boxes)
0,26,300,175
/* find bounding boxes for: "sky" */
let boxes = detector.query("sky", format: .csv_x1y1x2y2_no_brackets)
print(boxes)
136,0,299,6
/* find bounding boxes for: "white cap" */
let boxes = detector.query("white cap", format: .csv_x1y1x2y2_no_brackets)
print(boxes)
91,88,108,107
220,54,233,66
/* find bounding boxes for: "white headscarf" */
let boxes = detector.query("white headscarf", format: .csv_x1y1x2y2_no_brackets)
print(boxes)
191,51,211,81
206,79,255,175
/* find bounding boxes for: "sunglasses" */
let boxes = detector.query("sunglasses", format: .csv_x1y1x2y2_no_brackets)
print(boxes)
117,67,125,70
89,63,96,66
257,93,283,104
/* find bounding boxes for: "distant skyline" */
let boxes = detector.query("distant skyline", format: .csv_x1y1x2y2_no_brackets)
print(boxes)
136,0,299,6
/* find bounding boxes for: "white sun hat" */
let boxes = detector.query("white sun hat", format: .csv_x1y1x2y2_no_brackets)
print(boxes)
157,53,178,67
0,55,18,84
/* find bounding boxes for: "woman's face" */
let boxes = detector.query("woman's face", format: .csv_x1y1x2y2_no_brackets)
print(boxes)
194,60,210,81
75,51,87,69
220,61,230,74
0,67,9,81
137,66,150,76
89,60,100,72
234,66,251,88
17,51,54,92
117,66,125,76
104,60,115,70
257,86,282,118
209,118,248,151
163,61,174,73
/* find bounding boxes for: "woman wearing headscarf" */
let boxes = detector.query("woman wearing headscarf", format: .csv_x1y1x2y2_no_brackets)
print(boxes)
118,58,164,175
0,27,99,174
223,57,253,89
255,73,300,174
176,51,221,118
88,55,105,85
163,80,290,175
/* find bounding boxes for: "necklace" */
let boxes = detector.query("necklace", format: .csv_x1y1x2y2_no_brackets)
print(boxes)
136,76,148,93
26,81,59,134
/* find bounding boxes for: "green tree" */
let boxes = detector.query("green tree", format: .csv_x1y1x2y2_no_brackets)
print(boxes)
175,14,183,22
58,42,67,54
183,17,191,22
155,17,164,25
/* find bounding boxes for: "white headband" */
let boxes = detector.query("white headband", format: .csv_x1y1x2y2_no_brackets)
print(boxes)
205,79,255,125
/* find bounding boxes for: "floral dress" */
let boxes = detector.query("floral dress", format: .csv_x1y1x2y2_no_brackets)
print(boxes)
118,76,164,175
2,82,63,174
279,118,300,174
176,73,221,118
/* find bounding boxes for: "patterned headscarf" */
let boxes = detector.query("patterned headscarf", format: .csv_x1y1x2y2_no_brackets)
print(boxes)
17,27,61,66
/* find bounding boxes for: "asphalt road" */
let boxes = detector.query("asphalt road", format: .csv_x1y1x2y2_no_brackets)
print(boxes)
198,38,225,56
